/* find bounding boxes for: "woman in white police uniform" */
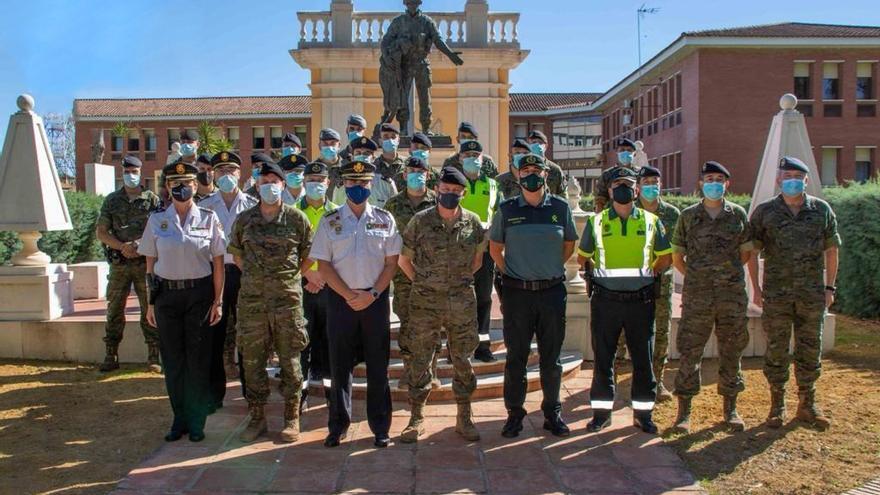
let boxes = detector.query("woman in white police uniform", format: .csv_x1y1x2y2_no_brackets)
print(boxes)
139,159,226,442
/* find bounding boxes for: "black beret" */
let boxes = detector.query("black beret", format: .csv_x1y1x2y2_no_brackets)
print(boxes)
617,138,636,149
779,156,810,173
282,133,302,147
304,161,329,177
460,140,483,153
163,159,199,179
180,129,199,141
411,132,432,148
260,162,285,181
519,153,548,170
278,154,309,171
347,114,367,128
350,136,378,151
341,159,376,179
196,153,212,165
380,123,400,135
608,166,638,182
512,138,530,151
210,151,241,169
319,128,341,141
121,155,142,168
528,130,548,143
251,152,274,166
405,156,430,171
458,121,478,137
701,161,731,178
439,166,467,187
638,165,661,178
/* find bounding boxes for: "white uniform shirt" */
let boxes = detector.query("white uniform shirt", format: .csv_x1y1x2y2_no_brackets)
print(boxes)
368,175,398,208
138,205,226,280
309,202,402,290
198,190,257,264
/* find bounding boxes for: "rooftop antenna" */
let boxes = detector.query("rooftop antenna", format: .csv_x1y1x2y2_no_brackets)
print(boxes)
637,4,661,66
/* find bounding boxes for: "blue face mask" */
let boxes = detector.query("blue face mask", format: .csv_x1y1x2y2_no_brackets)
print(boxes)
382,139,399,153
122,172,140,189
251,168,260,180
352,154,372,163
406,171,427,190
512,153,526,170
781,178,806,197
282,146,296,158
305,181,327,201
216,174,238,193
618,151,633,165
640,184,660,201
529,142,546,157
463,157,482,175
347,130,363,142
285,171,304,188
411,149,430,161
259,182,283,204
702,182,725,201
345,184,371,205
320,146,338,160
179,143,197,156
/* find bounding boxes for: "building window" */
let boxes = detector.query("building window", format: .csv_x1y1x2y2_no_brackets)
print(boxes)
676,112,682,125
167,129,180,151
857,104,876,117
855,147,873,183
111,132,123,153
531,123,545,135
270,126,283,149
294,125,308,151
823,104,842,117
794,62,812,100
675,74,682,109
144,129,156,161
822,62,840,100
856,62,874,100
514,123,527,139
252,127,265,149
821,148,839,185
127,130,140,152
227,127,239,150
799,103,813,117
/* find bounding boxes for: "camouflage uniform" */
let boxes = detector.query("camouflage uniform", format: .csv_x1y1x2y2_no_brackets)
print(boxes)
402,207,486,404
375,154,406,187
227,204,312,407
96,188,160,349
443,152,499,178
394,167,440,192
496,170,520,199
672,200,751,398
543,158,566,197
750,194,840,392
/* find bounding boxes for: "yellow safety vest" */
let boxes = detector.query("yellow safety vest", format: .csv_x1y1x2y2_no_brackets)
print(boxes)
460,177,498,224
590,208,659,281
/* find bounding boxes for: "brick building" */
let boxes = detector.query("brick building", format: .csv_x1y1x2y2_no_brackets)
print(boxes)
594,22,880,194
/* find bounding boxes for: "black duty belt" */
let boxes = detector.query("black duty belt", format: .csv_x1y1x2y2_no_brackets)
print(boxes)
591,283,655,302
502,275,565,291
158,275,212,291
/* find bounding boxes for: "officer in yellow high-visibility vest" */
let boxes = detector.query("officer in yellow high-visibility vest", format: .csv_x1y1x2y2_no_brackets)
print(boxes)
577,166,673,434
459,140,504,362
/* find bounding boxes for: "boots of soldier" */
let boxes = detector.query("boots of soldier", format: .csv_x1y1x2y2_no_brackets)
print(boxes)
455,401,480,441
796,389,831,430
99,344,120,372
280,400,301,443
223,349,239,379
765,386,786,429
146,344,162,373
239,404,267,443
400,401,426,443
656,381,673,403
723,394,746,431
670,396,692,434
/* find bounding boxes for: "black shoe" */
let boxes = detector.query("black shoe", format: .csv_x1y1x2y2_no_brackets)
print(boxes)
501,414,524,438
374,434,391,448
473,346,497,363
324,429,348,448
188,431,206,442
633,413,658,434
164,429,186,442
587,413,611,433
543,415,571,437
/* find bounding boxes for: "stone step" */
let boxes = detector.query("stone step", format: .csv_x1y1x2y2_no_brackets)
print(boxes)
387,317,504,339
353,342,539,379
388,328,505,359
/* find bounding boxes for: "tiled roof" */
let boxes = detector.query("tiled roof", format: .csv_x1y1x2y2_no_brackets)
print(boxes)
508,93,602,113
73,96,311,118
684,22,880,38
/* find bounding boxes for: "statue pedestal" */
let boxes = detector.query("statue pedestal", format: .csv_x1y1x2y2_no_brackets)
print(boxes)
85,163,116,195
0,264,74,320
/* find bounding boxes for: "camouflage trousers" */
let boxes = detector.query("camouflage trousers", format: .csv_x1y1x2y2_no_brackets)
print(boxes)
237,301,309,405
674,282,749,398
393,275,441,373
616,272,673,379
762,296,825,392
405,286,479,405
104,260,159,347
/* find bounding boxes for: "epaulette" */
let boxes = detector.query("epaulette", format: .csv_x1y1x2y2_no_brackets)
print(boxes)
323,207,341,218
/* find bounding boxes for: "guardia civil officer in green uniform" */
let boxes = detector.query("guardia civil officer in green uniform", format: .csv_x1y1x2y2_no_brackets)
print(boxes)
749,156,840,431
578,166,672,434
95,155,161,372
525,130,565,196
444,122,499,178
594,138,638,212
489,153,578,438
670,161,751,433
139,159,226,442
459,140,503,362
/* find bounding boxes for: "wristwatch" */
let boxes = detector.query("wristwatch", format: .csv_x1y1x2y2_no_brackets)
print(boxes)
370,289,380,299
824,285,837,294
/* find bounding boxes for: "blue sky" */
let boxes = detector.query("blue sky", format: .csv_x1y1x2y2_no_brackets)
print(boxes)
0,0,877,143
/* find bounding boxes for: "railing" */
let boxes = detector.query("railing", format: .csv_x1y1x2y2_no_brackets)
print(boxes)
487,13,519,46
298,11,333,46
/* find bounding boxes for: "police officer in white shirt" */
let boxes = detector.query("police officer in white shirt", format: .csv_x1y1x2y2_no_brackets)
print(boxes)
139,159,227,443
310,158,402,449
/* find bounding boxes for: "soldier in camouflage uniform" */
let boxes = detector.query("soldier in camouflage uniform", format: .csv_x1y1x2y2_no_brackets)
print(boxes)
227,161,312,443
669,162,751,433
95,155,161,372
496,138,530,199
595,138,638,212
749,156,840,431
393,132,440,191
398,166,485,443
443,122,499,178
374,123,406,190
525,130,565,196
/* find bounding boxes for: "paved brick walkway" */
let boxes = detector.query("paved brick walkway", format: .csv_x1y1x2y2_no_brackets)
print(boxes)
111,371,704,494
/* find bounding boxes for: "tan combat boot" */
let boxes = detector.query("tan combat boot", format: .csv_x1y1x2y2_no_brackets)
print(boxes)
656,381,673,403
239,404,268,443
670,396,692,434
146,344,162,374
723,394,746,431
99,344,120,372
765,386,786,429
280,400,301,443
400,401,426,443
796,389,831,430
223,349,239,379
455,402,480,441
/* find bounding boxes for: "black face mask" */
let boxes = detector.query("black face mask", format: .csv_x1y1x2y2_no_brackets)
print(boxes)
171,184,194,202
196,171,213,187
438,192,463,209
520,173,545,193
612,184,635,205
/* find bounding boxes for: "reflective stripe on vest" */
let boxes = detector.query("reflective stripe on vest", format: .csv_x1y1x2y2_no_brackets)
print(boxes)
591,208,657,279
460,177,498,224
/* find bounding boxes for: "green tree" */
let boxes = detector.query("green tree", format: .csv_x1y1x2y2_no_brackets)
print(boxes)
196,121,233,156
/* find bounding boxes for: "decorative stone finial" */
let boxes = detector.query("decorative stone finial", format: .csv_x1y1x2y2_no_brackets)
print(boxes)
17,94,34,113
780,93,798,111
634,140,645,152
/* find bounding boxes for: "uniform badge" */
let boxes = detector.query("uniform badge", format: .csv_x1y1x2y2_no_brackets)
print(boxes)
220,152,228,162
353,162,364,173
551,214,558,224
160,220,169,232
176,164,185,175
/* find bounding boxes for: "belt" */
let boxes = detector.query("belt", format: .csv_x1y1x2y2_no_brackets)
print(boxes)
158,275,212,291
591,283,654,302
502,275,564,291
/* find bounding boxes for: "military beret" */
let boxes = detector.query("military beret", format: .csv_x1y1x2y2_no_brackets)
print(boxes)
439,166,467,187
701,161,731,178
519,153,548,170
779,156,810,173
405,156,430,171
282,133,302,148
122,155,142,168
163,158,199,180
260,162,285,181
347,114,367,128
180,129,199,141
304,161,329,177
411,132,432,148
460,140,483,153
210,151,241,169
319,128,341,141
350,136,378,152
608,166,638,182
341,159,376,180
528,130,549,143
617,138,636,149
512,138,530,151
278,154,309,171
458,122,478,137
196,153,211,165
638,165,661,178
251,152,274,166
380,123,400,135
